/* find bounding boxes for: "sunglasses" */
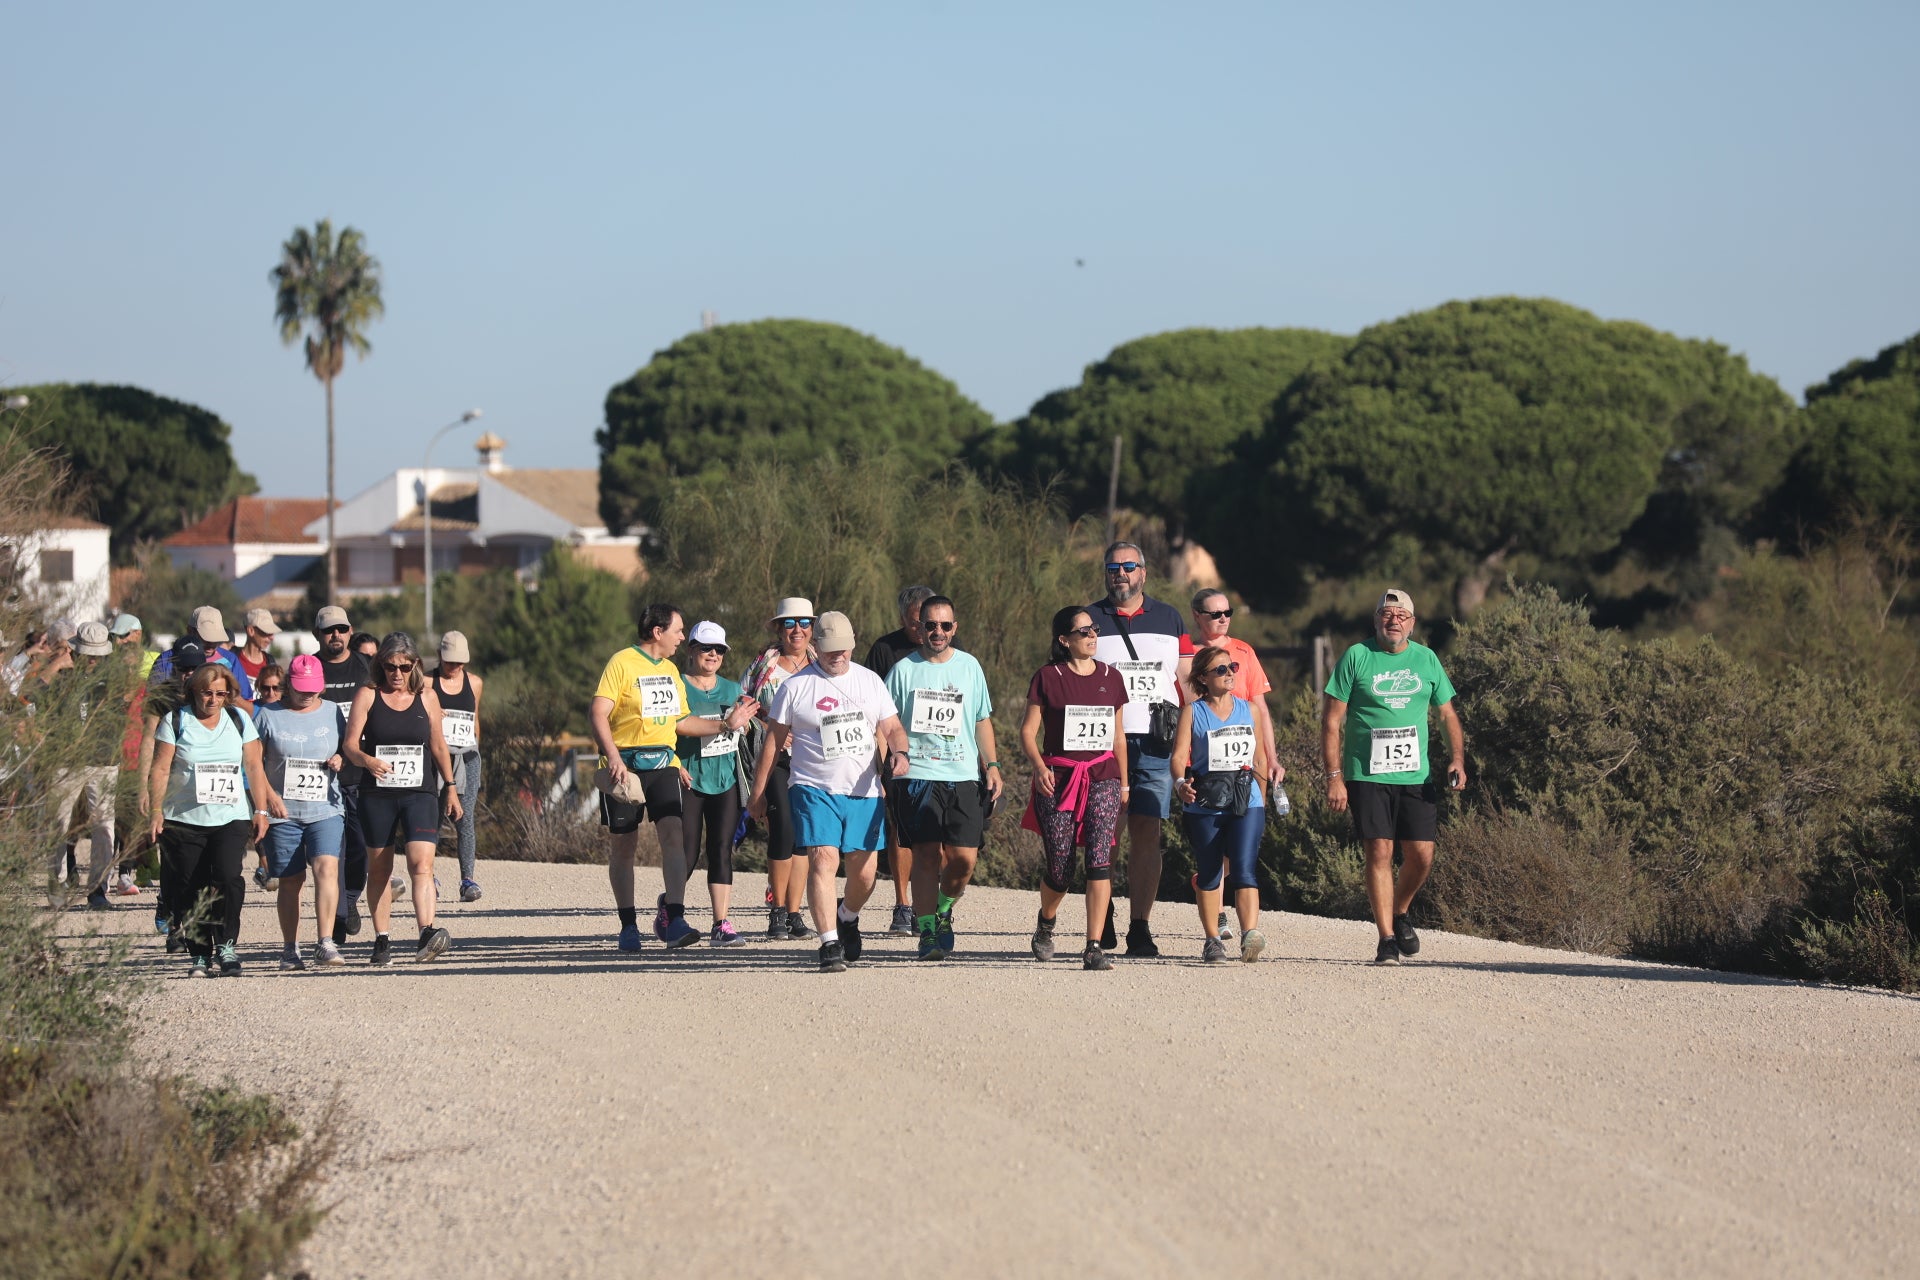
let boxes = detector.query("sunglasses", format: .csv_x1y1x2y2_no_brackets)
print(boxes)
201,690,231,701
319,625,351,636
259,683,283,693
1203,662,1242,677
1378,611,1414,624
1197,608,1233,620
778,617,814,629
382,662,414,673
923,620,956,633
692,643,729,655
1104,561,1141,573
1066,625,1100,639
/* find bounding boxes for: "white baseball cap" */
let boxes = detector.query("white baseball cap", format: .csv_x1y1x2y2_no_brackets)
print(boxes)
689,621,728,648
245,608,281,635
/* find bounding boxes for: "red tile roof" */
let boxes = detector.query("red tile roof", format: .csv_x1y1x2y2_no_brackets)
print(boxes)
166,497,332,547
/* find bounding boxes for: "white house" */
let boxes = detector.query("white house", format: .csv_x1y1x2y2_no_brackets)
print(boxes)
2,517,112,623
313,432,643,596
165,497,332,616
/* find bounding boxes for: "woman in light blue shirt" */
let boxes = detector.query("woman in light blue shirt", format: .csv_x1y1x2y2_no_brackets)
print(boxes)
149,663,270,977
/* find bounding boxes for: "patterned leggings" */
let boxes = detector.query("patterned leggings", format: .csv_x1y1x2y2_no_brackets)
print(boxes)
1034,777,1123,892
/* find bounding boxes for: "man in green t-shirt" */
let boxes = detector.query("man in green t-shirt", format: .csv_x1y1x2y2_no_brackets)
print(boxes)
1322,589,1468,965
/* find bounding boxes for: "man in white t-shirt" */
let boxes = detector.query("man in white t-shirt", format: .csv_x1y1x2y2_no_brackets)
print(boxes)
748,610,910,973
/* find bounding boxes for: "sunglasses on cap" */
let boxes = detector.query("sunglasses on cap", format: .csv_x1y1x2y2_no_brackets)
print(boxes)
1104,561,1141,573
1196,608,1233,620
1203,662,1242,678
778,617,813,629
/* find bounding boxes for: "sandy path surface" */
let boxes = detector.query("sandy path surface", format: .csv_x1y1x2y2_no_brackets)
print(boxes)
101,857,1917,1280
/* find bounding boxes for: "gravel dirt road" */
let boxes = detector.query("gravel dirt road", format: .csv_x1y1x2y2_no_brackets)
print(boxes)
106,857,1918,1279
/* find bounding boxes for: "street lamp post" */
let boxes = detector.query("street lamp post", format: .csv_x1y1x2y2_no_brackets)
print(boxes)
423,409,482,644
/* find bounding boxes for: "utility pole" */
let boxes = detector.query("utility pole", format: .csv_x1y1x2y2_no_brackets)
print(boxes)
1105,434,1123,547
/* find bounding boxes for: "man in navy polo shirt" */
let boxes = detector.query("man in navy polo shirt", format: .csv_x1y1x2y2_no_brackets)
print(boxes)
1086,540,1193,958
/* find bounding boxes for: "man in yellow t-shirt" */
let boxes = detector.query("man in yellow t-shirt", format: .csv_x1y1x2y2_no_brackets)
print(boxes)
590,603,755,954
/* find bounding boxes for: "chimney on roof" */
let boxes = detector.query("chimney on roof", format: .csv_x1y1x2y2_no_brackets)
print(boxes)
475,432,507,474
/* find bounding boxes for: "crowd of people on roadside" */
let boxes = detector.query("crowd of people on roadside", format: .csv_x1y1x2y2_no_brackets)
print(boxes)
17,539,1465,977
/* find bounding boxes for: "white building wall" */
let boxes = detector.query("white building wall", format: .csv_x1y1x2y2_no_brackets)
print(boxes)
5,526,111,623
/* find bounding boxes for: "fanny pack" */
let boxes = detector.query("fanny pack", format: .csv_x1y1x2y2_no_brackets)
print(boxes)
619,745,675,772
1190,769,1253,818
1109,606,1179,753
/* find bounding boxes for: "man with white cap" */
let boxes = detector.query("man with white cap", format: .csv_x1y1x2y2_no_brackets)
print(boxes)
1322,588,1468,964
431,630,486,902
235,608,281,684
748,610,911,973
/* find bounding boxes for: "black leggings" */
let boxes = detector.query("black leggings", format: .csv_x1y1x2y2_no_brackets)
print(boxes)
160,818,250,958
764,757,796,862
340,785,369,901
682,786,740,885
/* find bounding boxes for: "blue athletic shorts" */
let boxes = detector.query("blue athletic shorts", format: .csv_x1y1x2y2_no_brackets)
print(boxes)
1126,736,1174,818
788,785,886,852
262,815,345,877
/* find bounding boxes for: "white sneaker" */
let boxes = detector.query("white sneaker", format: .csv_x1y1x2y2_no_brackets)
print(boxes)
391,874,408,901
279,946,306,971
314,939,345,966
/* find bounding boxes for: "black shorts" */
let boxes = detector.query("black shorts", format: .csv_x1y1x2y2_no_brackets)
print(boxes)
898,778,988,848
599,767,684,834
1348,779,1441,843
358,787,443,849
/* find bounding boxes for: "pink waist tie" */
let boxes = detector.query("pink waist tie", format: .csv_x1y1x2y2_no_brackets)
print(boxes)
1022,752,1116,847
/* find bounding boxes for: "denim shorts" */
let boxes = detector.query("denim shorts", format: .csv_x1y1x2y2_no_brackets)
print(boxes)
261,815,345,878
788,786,886,852
1126,736,1174,818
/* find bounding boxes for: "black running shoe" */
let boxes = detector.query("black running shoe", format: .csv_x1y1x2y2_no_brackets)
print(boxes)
1031,913,1057,962
841,913,863,962
1373,936,1400,965
767,906,790,940
1393,913,1420,957
1083,941,1112,971
1099,901,1117,951
819,940,847,973
343,902,364,936
331,917,347,946
1123,919,1159,958
165,924,184,955
369,935,393,967
416,927,451,962
787,912,812,941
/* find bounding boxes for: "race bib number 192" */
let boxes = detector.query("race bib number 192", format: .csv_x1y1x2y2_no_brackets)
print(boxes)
1369,726,1420,775
1207,724,1255,771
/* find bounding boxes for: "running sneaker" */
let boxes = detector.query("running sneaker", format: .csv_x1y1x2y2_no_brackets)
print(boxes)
662,916,701,950
1393,913,1421,957
766,906,790,941
370,935,393,967
114,877,140,896
432,877,443,902
279,945,306,971
889,904,915,936
217,942,241,977
1217,911,1234,942
1082,941,1112,971
343,902,363,935
618,924,644,953
786,912,812,941
86,888,110,911
153,912,168,934
1239,928,1266,963
253,864,270,891
189,955,213,979
918,916,947,961
1123,919,1159,959
391,874,408,901
819,940,847,974
165,924,183,954
765,885,774,905
934,909,955,958
314,939,345,966
1372,936,1400,965
1202,937,1229,964
416,927,451,962
653,893,671,942
459,879,484,903
841,912,863,962
1031,914,1057,962
1099,901,1118,951
710,920,745,948
331,918,347,947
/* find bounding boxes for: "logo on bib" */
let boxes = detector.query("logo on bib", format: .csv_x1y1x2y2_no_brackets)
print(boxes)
816,696,840,712
1372,669,1422,710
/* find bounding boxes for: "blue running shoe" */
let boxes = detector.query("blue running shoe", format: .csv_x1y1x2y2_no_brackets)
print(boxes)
618,924,643,953
662,916,701,950
935,907,955,958
917,915,946,961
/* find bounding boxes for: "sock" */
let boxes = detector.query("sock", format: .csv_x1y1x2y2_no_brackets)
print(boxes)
1036,911,1056,931
918,913,938,934
376,931,390,942
667,901,685,919
937,891,957,916
837,902,859,924
618,907,638,929
419,926,434,944
820,928,838,944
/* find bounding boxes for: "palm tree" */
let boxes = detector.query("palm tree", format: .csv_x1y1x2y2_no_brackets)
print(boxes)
271,220,384,605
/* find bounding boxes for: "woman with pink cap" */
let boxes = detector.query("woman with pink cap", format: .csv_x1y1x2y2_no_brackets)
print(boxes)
252,653,352,967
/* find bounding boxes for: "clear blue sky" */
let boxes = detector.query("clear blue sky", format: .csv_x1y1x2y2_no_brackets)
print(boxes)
4,1,1915,499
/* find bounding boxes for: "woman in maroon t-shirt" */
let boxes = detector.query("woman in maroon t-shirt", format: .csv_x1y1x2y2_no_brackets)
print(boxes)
1019,606,1130,970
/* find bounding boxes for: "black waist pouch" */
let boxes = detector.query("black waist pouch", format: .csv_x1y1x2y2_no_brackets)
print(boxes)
1191,769,1253,817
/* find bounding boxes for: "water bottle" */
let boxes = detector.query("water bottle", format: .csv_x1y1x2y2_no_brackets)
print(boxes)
1272,784,1291,817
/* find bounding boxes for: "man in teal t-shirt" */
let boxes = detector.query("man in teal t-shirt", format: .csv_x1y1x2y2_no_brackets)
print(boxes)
1322,588,1467,966
883,595,1003,959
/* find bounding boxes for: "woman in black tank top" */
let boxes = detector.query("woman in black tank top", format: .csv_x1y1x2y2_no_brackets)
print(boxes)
343,632,460,964
432,630,485,901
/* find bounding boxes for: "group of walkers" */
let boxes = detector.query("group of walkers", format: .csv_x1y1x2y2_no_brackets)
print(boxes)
25,540,1465,978
585,541,1465,974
